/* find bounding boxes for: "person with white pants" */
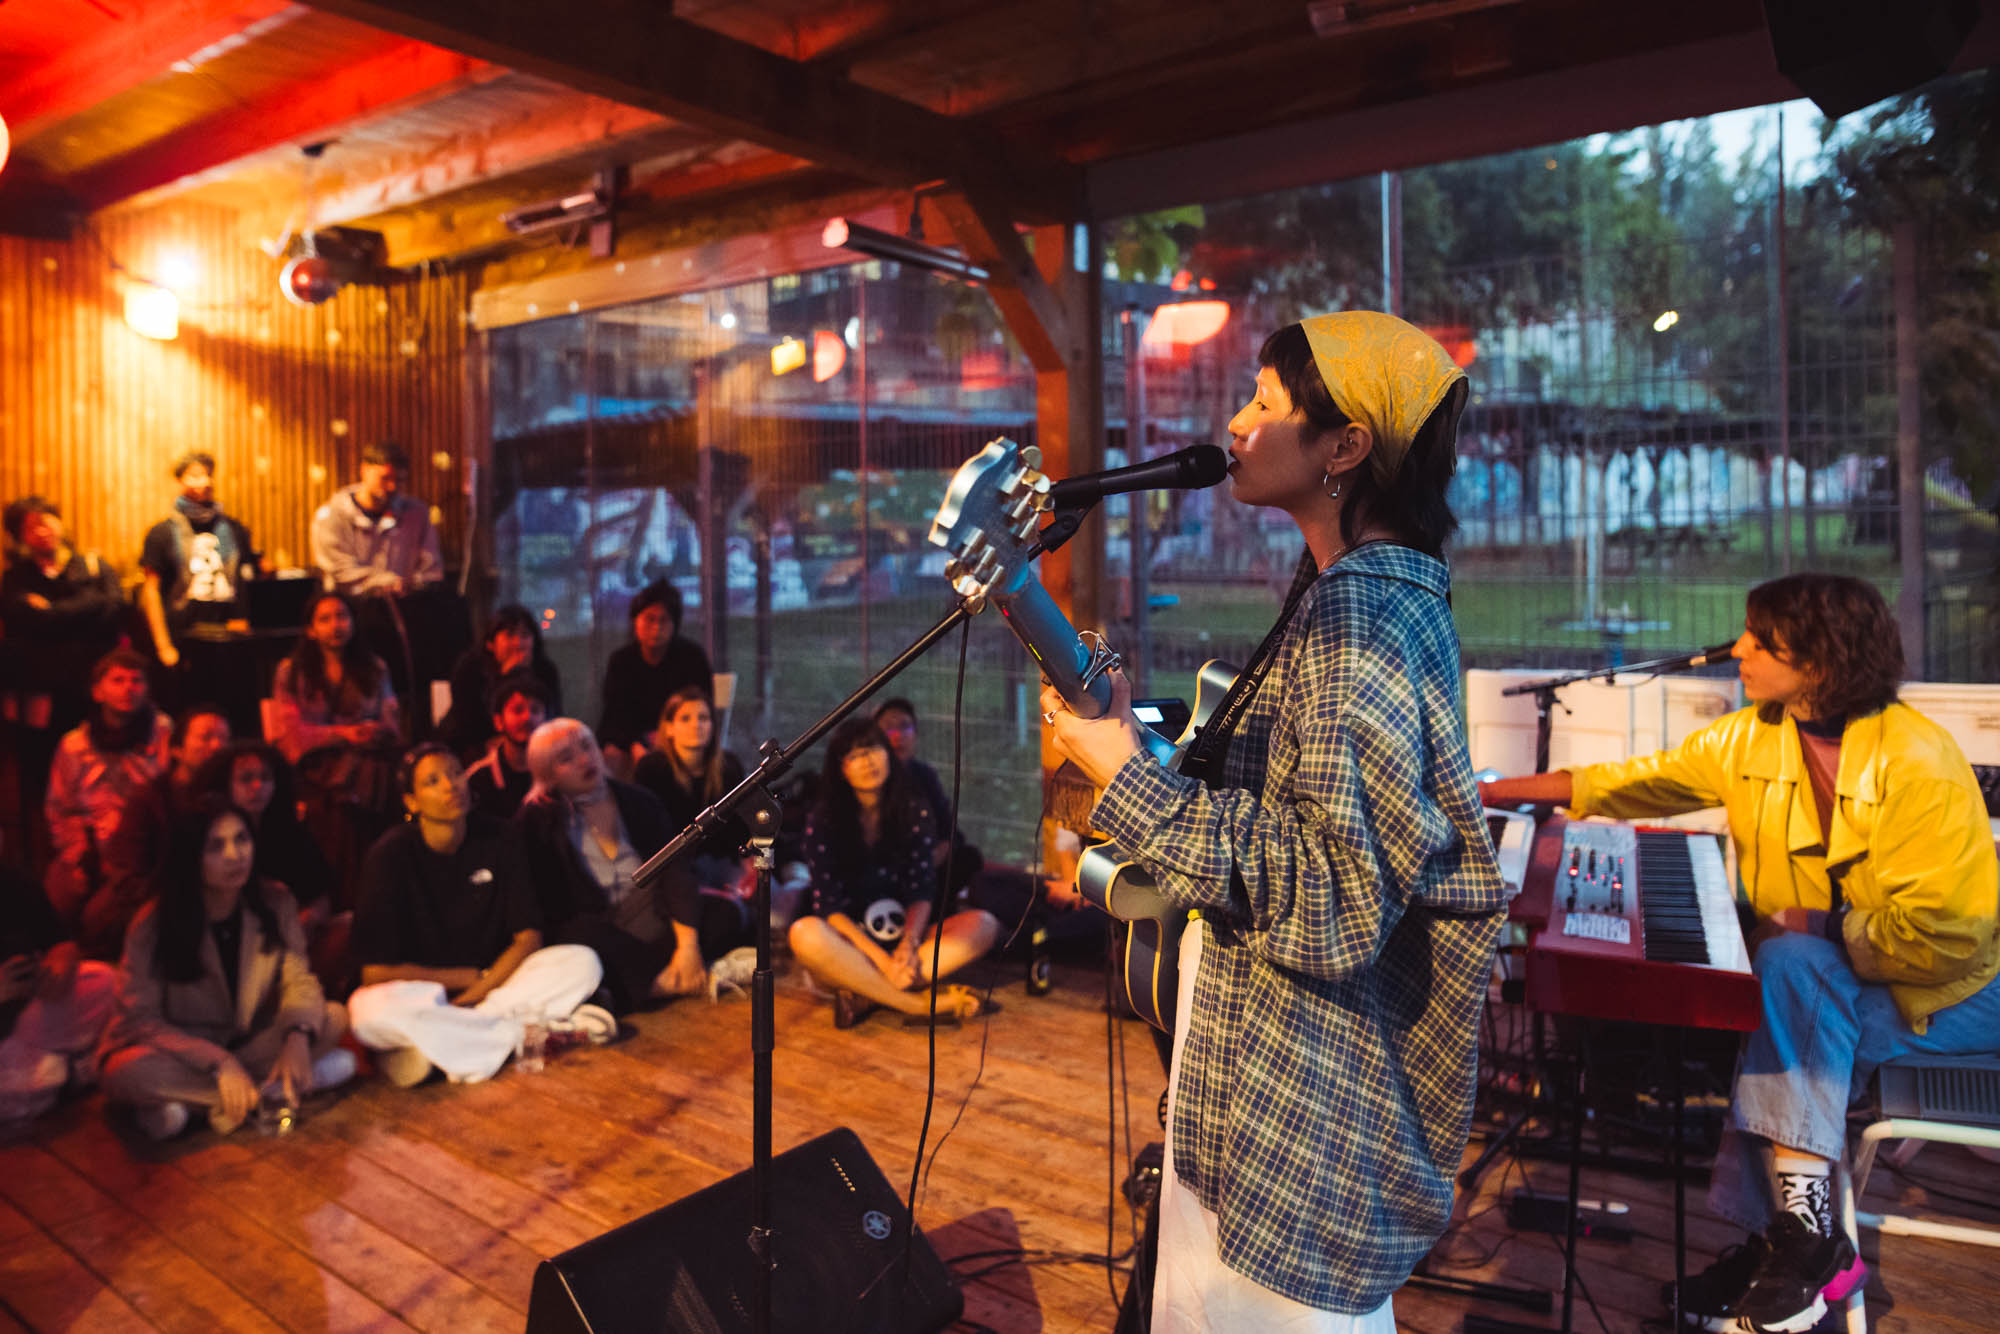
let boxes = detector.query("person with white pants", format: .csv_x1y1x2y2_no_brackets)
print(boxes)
347,942,603,1084
347,743,608,1085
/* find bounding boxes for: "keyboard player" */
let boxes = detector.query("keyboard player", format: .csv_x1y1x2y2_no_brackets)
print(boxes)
1479,573,1999,1334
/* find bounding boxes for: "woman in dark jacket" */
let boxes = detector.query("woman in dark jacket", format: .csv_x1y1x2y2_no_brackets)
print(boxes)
516,719,746,1014
633,685,750,892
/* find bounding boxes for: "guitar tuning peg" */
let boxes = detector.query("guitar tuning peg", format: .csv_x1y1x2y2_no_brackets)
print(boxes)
1021,445,1042,470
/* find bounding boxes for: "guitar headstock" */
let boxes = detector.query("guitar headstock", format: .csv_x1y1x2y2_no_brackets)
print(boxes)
927,437,1051,606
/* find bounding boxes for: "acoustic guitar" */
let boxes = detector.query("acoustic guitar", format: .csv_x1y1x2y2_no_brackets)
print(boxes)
928,437,1235,1032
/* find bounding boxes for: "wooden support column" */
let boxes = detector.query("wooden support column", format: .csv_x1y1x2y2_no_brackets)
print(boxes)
936,192,1099,822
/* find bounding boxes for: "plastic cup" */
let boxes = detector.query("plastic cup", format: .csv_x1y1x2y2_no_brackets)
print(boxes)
517,1021,548,1073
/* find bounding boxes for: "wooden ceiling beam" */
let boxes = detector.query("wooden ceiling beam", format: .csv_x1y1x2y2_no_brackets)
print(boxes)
1,0,298,141
72,38,507,211
296,0,1083,221
270,96,688,233
934,187,1071,373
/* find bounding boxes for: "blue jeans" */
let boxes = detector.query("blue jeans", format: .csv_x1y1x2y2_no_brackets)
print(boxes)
1709,930,2000,1233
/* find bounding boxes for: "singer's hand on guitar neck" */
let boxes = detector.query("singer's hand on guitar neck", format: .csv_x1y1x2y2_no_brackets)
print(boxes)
1040,669,1149,790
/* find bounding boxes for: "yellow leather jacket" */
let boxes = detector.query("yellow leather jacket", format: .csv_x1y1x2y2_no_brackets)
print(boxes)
1567,702,1998,1031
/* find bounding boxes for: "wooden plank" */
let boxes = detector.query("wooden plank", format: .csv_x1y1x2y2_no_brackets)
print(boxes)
51,1207,290,1334
297,0,1081,220
74,39,503,210
0,1228,155,1334
0,0,295,139
41,1117,416,1334
282,1133,546,1310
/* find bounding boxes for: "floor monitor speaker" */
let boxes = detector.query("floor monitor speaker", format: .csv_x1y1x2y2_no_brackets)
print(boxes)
523,1127,963,1334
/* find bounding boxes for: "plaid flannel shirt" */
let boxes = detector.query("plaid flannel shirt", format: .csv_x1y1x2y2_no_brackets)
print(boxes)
1092,544,1508,1313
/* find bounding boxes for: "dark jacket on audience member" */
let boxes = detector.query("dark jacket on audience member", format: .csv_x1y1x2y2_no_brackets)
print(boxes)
465,744,535,820
632,748,749,866
0,551,131,723
515,779,697,934
515,779,710,1012
437,648,563,757
595,638,713,753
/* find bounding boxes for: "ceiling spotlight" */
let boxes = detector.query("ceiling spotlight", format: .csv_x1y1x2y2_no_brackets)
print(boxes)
822,217,988,283
281,255,342,306
1652,309,1681,333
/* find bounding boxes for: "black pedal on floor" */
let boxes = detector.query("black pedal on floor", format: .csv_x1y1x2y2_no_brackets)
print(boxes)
1506,1190,1634,1242
1122,1141,1164,1210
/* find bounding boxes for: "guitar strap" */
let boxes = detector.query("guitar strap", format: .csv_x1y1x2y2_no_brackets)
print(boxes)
1178,547,1323,789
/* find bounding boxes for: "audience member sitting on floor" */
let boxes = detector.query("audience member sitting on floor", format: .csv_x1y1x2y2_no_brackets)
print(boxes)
1,496,134,816
788,717,1000,1026
193,741,337,925
271,590,403,903
44,649,173,958
518,719,739,1014
193,740,345,991
0,847,119,1126
96,704,233,940
438,603,563,758
98,798,354,1140
347,744,609,1087
634,685,753,896
595,580,712,779
464,670,552,820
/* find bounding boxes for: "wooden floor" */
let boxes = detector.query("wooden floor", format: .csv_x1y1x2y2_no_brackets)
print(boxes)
3,959,1997,1333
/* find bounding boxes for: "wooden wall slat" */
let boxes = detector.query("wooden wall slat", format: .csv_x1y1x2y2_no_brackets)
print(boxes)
0,202,472,585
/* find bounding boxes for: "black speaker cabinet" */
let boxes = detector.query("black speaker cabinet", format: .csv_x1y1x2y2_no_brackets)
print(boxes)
1763,0,1978,119
524,1128,964,1334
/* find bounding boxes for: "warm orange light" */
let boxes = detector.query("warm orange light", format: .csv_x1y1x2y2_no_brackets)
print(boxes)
771,336,806,376
1421,323,1478,368
0,113,10,177
1169,269,1192,292
813,330,846,382
1143,300,1230,348
124,283,179,340
1197,277,1217,291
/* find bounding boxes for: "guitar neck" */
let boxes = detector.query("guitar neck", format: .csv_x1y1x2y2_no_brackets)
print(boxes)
992,574,1176,768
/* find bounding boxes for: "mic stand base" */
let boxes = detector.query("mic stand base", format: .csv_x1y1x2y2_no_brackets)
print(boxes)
629,595,984,1334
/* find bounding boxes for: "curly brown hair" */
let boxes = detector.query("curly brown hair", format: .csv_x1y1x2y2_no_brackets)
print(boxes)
1744,573,1903,723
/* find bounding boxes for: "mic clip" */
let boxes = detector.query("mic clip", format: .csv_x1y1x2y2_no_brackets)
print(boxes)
1035,505,1089,556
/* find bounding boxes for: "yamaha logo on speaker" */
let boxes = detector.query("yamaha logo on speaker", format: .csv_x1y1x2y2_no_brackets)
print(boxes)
862,1210,893,1241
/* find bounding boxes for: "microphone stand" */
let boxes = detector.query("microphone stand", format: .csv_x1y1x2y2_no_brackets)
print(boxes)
1500,645,1726,773
631,592,983,1334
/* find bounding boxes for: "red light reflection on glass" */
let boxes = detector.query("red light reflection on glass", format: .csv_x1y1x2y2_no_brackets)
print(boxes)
813,330,847,381
1143,300,1230,348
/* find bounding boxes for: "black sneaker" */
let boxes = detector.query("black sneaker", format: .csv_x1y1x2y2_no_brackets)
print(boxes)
1664,1233,1767,1329
1733,1213,1854,1333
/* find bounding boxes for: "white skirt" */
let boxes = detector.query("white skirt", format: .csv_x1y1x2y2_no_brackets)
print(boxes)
1152,925,1396,1334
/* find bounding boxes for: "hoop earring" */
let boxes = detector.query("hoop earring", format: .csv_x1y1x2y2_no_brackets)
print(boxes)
1322,470,1342,501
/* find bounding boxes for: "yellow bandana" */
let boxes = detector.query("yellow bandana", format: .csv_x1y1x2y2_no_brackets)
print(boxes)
1300,311,1468,483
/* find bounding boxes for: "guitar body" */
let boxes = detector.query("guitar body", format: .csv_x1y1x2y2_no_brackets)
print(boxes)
1073,659,1238,1033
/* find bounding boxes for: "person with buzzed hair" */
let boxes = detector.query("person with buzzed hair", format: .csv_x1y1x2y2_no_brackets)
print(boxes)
138,451,259,672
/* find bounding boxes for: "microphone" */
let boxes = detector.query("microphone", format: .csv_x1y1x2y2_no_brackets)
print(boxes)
1047,444,1228,510
1664,642,1739,672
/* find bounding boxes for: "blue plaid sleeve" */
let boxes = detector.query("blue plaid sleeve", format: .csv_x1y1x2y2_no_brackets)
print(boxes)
1093,575,1469,980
